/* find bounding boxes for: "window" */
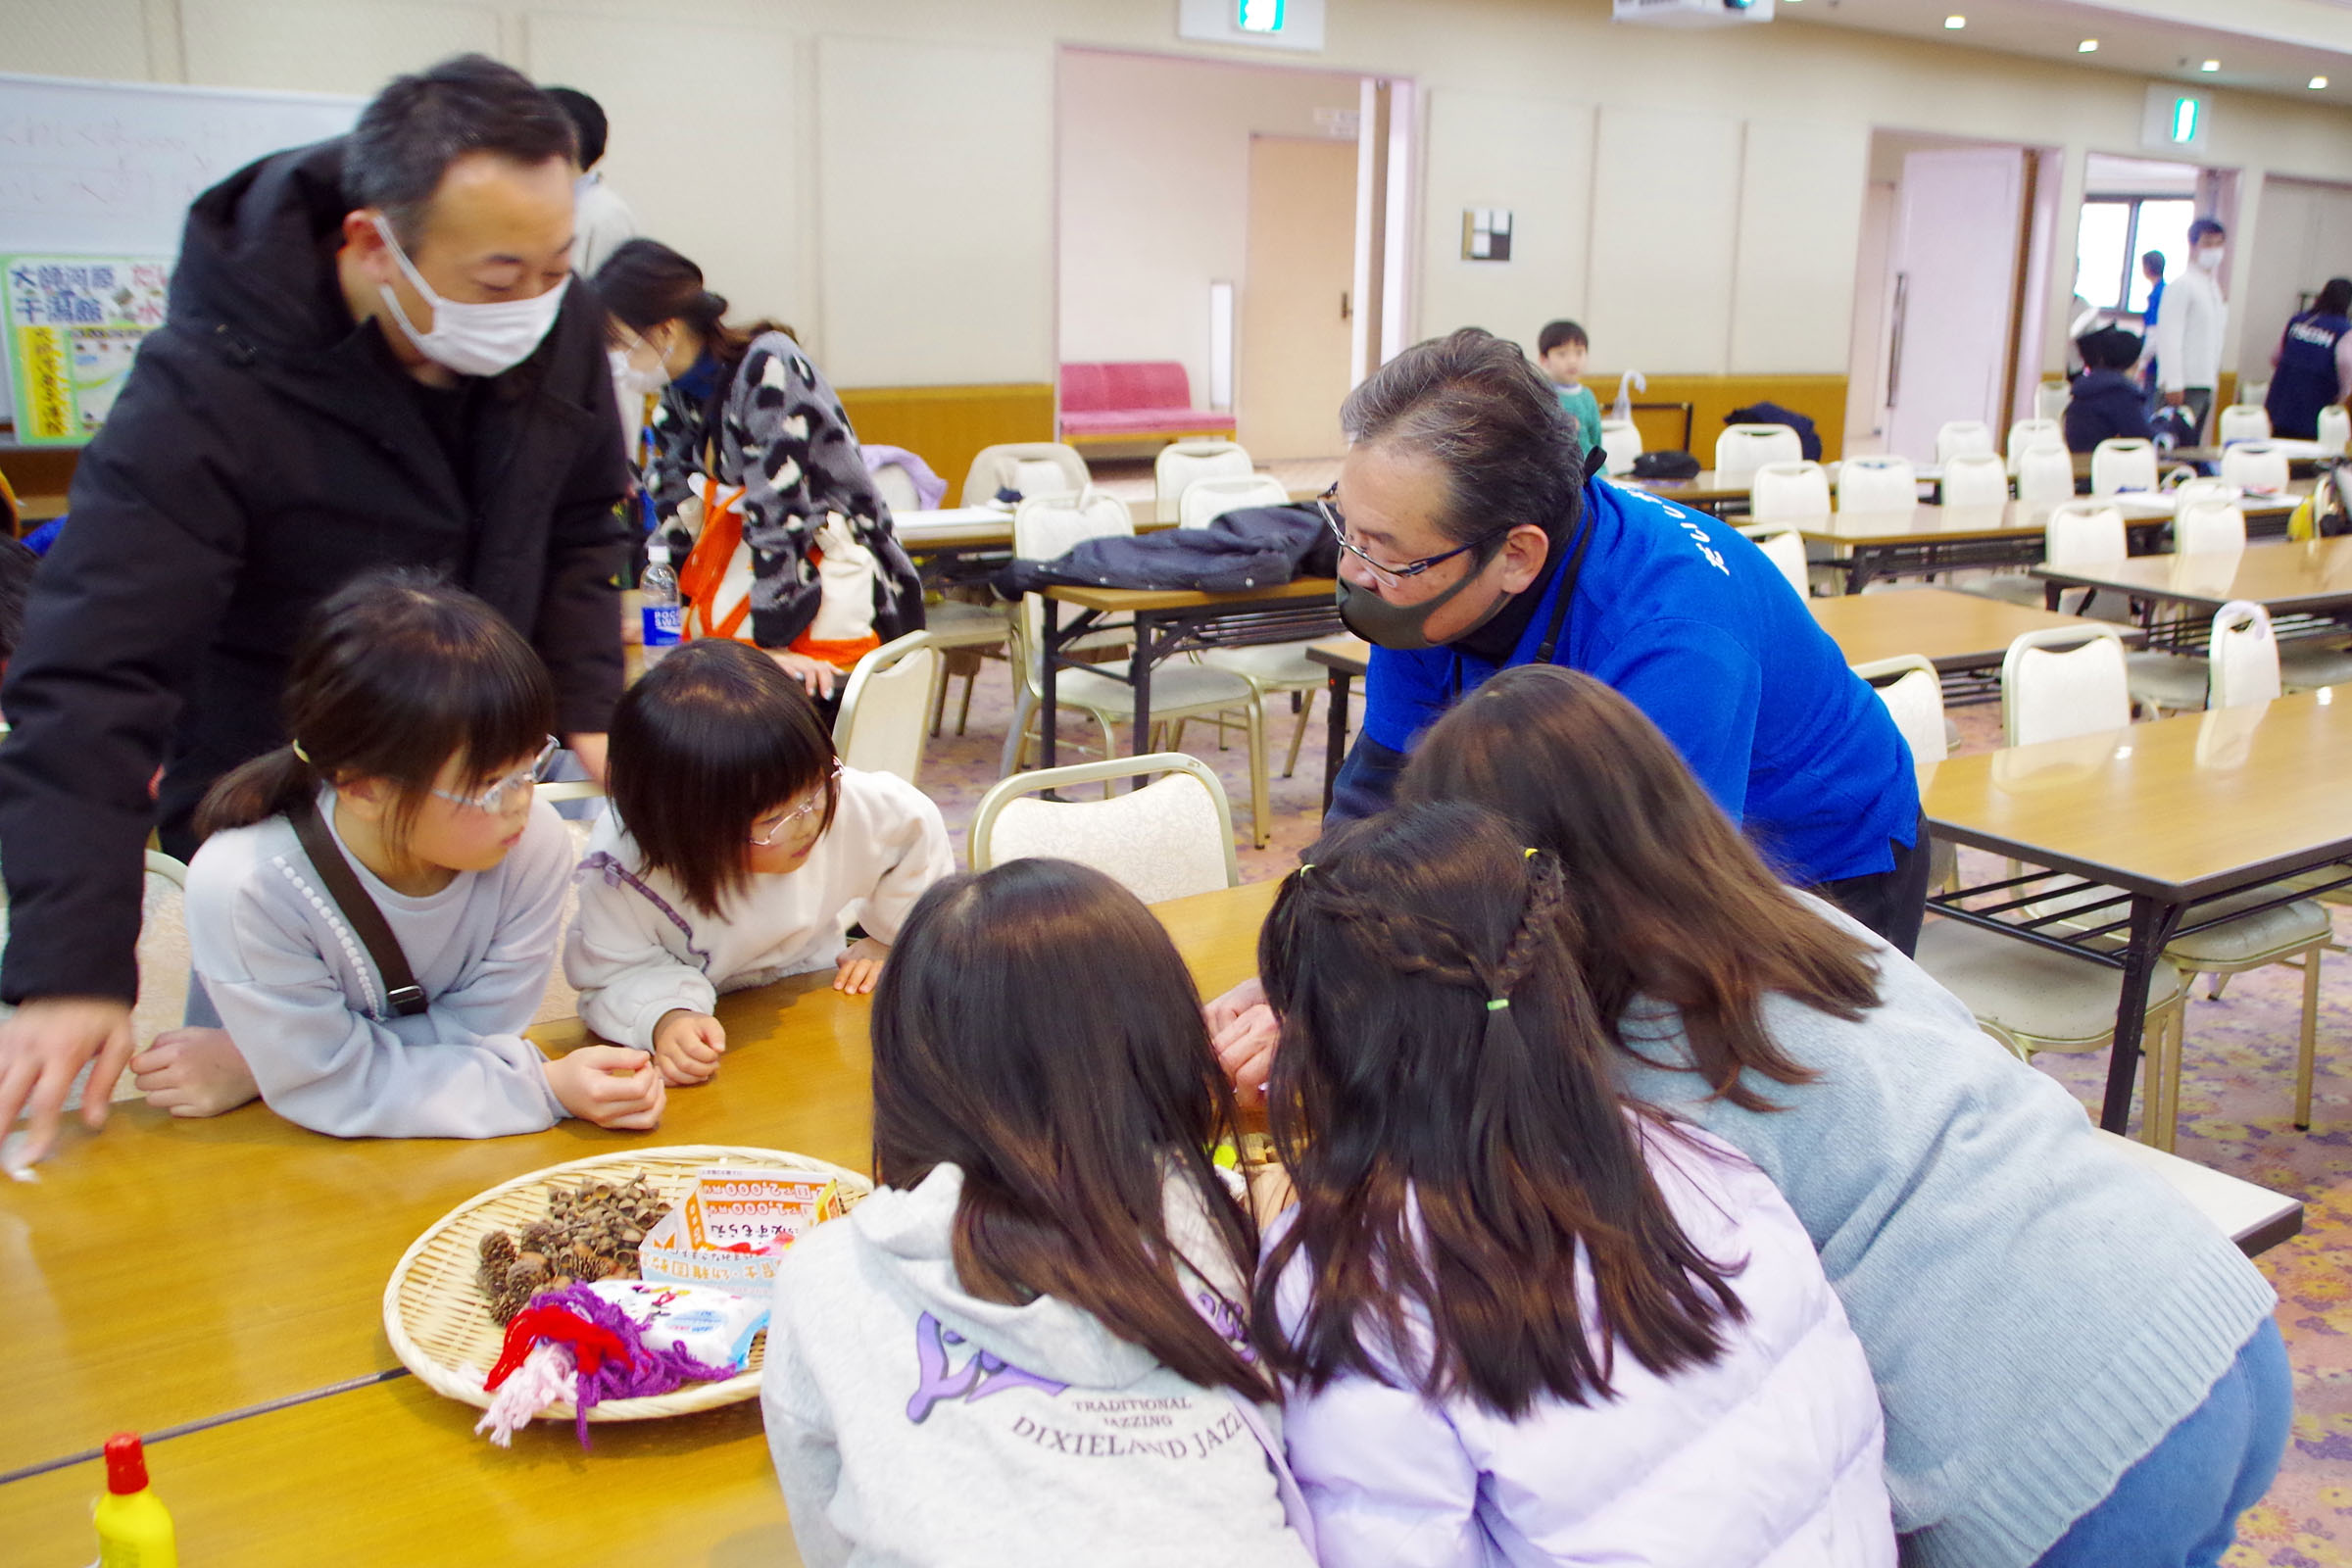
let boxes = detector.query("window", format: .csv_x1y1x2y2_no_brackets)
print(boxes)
2075,196,2197,313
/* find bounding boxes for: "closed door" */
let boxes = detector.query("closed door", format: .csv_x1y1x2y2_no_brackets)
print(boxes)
1884,146,2027,464
1241,134,1357,460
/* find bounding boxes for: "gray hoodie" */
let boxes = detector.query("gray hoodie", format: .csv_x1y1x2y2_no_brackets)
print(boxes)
761,1163,1315,1567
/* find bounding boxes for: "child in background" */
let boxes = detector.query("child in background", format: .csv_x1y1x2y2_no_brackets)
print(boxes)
134,574,663,1137
761,858,1316,1567
1255,803,1892,1567
1537,318,1604,458
565,638,950,1085
2065,326,2158,453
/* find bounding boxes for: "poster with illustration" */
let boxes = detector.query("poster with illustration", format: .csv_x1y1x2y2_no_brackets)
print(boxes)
2,256,171,445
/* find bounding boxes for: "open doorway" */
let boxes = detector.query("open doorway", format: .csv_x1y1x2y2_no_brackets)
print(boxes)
1844,130,2057,463
2238,173,2352,393
1054,48,1409,467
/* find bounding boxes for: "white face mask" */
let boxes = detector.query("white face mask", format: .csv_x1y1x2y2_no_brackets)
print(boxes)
372,215,568,378
2194,244,2226,272
610,328,671,397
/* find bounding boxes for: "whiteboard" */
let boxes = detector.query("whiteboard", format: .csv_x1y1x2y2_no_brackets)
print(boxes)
0,73,362,432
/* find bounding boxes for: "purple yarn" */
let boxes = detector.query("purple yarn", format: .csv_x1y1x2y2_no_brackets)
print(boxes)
526,1283,743,1448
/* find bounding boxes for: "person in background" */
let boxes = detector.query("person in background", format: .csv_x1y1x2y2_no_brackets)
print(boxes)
1254,803,1891,1566
2154,218,2230,440
2138,249,2168,398
2264,277,2352,440
595,239,923,701
545,87,637,278
135,575,662,1137
566,639,952,1087
2063,326,2156,453
761,858,1317,1567
1536,318,1603,459
0,54,630,1169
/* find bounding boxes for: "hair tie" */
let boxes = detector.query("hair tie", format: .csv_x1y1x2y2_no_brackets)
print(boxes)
291,742,312,763
1298,862,1314,874
1486,998,1510,1012
1523,847,1539,858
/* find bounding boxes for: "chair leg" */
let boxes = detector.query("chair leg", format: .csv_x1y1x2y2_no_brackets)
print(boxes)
929,666,951,737
1246,699,1270,850
2208,971,2233,1002
2147,1004,2181,1153
956,668,978,736
1283,688,1317,779
1002,693,1037,778
2297,949,2323,1131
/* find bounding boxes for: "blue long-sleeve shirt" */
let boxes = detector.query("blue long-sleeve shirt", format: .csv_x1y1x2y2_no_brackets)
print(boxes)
1351,478,1919,886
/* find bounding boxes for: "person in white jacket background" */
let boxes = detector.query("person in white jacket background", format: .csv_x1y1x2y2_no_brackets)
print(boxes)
1253,803,1892,1568
2154,218,2231,440
565,638,951,1086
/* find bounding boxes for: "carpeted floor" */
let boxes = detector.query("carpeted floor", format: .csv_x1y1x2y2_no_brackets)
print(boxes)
915,656,2352,1565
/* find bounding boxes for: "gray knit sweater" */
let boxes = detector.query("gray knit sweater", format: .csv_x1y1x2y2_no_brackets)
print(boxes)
1612,905,2277,1568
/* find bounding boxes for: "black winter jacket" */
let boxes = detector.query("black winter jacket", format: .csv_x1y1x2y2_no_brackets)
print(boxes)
0,138,630,1004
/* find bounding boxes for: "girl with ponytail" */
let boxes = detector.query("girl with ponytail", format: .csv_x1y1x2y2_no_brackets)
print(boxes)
130,572,665,1139
1253,802,1891,1566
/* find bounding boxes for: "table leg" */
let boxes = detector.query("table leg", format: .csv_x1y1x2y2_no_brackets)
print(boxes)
1129,611,1155,765
2043,580,2062,612
1845,549,1879,596
1321,669,1352,814
1041,597,1063,771
2099,894,2188,1134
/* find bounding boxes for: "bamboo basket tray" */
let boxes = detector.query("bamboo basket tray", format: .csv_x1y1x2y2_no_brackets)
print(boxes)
384,1145,871,1421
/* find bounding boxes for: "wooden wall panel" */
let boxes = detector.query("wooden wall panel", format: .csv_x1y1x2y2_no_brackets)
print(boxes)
1595,372,1850,464
836,383,1057,507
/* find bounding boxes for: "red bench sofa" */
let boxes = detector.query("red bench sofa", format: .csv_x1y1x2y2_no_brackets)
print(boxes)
1057,362,1237,445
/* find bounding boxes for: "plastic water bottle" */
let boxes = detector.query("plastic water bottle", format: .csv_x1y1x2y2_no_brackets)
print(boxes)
640,540,682,663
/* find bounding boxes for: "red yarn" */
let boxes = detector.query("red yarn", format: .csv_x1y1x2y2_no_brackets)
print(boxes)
483,1283,742,1448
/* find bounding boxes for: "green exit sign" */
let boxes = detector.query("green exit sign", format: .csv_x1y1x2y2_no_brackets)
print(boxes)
1239,0,1286,30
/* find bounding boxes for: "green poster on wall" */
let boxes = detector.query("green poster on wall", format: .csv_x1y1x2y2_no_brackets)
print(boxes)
2,256,172,447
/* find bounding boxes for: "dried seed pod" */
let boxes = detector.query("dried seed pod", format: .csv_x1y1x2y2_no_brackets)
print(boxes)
478,1229,518,1269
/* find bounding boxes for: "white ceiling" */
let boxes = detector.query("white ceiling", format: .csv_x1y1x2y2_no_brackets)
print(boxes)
1778,0,2352,106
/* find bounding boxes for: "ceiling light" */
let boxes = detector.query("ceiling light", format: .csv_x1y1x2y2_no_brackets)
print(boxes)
2079,39,2097,53
2199,59,2220,72
1944,15,1966,28
2313,75,2330,90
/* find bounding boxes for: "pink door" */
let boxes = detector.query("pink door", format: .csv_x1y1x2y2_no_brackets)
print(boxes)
1885,147,2027,464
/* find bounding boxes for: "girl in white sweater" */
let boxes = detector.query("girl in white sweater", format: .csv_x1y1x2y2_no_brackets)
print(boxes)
138,574,665,1138
565,638,951,1086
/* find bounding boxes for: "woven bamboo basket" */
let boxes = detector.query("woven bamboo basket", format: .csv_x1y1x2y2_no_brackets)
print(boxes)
383,1144,870,1421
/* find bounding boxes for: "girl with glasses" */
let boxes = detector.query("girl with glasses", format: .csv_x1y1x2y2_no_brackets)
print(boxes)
137,573,663,1138
568,638,951,1087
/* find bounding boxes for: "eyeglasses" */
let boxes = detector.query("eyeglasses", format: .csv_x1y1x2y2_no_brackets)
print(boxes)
430,736,561,815
749,762,843,845
1315,486,1503,591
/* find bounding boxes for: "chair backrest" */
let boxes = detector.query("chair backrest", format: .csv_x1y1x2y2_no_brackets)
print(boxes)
2218,405,2273,446
1851,655,1946,764
832,631,942,786
870,464,922,514
1714,424,1802,486
860,444,946,513
1939,452,2011,510
2014,441,2076,505
969,753,1240,904
2174,499,2247,556
2001,624,2132,747
2043,501,2127,567
1010,488,1133,664
1597,417,1642,476
2090,438,2159,496
2319,405,2352,454
1838,454,1919,514
2169,476,2240,510
2206,599,2280,710
1936,420,1996,466
2034,381,2072,422
2006,418,2063,471
1152,440,1253,522
2236,380,2271,408
1062,361,1193,413
1178,473,1291,530
1746,461,1831,521
1736,525,1809,598
960,442,1092,507
2220,442,2291,497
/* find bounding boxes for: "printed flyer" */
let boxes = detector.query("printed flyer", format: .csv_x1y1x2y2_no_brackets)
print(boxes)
3,256,171,446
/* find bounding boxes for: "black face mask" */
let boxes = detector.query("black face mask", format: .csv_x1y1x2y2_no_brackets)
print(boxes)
1335,559,1512,651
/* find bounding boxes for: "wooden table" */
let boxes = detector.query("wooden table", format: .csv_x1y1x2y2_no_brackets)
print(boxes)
1923,690,2352,1131
1039,578,1341,767
0,879,1276,1484
1622,469,1753,512
2034,536,2352,631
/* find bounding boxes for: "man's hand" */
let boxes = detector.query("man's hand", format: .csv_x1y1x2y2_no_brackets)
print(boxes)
2164,390,2186,408
0,998,136,1168
651,1008,727,1086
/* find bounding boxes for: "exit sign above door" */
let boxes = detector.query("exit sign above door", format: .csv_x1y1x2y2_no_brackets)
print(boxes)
1178,0,1327,51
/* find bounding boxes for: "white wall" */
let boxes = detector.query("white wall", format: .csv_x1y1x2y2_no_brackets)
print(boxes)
2239,175,2352,383
18,0,2352,389
1056,50,1359,402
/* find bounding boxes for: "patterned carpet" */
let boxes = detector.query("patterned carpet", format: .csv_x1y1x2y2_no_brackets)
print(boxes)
914,654,2352,1565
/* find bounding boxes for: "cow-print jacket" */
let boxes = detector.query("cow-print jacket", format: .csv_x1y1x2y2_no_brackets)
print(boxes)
642,332,924,651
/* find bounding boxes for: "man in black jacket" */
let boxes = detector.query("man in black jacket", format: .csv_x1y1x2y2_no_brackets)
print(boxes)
0,55,630,1164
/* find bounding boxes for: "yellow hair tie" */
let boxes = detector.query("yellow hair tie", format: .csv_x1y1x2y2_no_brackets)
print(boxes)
290,742,312,763
1487,998,1510,1012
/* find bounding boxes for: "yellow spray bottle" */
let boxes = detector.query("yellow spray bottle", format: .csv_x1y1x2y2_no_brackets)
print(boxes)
91,1432,176,1568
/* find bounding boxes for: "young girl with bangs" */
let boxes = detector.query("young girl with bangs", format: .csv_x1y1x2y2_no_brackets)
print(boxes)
1254,802,1892,1567
761,858,1316,1567
133,574,664,1137
565,637,950,1086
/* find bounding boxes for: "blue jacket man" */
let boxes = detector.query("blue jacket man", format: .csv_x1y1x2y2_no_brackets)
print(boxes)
1324,329,1927,952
